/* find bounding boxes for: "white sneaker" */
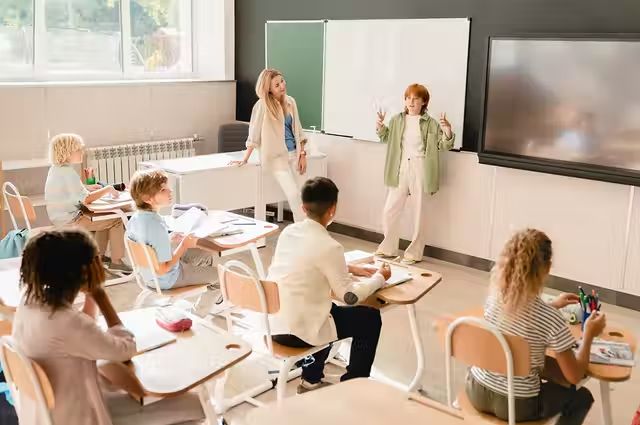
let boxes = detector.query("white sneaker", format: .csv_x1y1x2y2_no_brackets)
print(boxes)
401,257,420,265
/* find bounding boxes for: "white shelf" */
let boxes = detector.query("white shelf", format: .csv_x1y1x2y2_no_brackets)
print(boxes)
1,158,49,171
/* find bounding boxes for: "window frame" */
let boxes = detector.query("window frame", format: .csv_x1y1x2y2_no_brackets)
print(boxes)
0,0,233,83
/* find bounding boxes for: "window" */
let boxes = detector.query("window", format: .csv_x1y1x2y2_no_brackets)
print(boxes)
0,0,33,75
130,0,191,73
45,0,122,73
0,0,230,82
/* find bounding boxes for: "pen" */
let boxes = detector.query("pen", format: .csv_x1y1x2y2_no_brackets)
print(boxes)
578,286,587,309
233,222,256,226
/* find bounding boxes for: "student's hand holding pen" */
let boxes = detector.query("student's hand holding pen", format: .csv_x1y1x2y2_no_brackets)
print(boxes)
378,262,392,281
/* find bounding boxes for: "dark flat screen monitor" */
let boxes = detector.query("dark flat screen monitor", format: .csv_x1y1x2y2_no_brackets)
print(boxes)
480,37,640,184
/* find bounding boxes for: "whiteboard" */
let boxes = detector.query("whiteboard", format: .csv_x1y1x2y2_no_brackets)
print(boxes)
323,18,470,147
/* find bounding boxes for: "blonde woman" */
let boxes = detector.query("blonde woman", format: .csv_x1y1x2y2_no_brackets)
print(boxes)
231,69,308,222
466,229,605,425
44,133,130,273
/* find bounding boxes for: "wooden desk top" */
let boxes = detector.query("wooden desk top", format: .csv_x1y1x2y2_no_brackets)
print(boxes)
567,324,636,382
442,307,636,383
99,308,251,399
242,378,464,425
376,264,442,305
86,192,135,214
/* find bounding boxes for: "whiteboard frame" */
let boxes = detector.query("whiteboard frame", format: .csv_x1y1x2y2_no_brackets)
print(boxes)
264,19,327,132
322,17,471,147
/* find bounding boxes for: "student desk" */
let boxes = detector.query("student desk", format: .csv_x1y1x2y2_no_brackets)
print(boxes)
242,378,465,425
98,307,252,424
140,150,327,224
445,308,636,425
343,253,443,393
165,210,280,279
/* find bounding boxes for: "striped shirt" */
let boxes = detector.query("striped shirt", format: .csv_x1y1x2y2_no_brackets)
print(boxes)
470,294,575,398
44,165,89,226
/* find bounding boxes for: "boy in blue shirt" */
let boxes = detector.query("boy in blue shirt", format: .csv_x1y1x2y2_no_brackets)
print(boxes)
127,169,217,289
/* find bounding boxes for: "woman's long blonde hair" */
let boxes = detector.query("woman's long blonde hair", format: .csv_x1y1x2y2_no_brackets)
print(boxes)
255,68,288,120
491,228,552,312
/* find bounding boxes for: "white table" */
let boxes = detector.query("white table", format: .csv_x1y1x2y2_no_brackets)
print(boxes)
0,257,21,319
140,150,328,224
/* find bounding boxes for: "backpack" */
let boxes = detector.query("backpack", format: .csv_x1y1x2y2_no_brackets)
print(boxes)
0,229,28,259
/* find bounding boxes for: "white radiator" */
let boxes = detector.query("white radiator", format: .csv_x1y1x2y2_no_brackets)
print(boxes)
84,135,200,185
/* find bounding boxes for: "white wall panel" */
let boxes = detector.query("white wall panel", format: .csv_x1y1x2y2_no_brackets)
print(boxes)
0,87,47,160
491,167,628,289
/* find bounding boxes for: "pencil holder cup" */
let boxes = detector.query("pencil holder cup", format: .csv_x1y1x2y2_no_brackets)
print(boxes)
581,309,591,331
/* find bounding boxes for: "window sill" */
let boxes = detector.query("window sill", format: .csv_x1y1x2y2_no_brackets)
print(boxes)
0,78,236,88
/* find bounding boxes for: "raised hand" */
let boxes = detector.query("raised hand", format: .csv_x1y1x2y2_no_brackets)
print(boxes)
376,110,386,130
440,112,452,138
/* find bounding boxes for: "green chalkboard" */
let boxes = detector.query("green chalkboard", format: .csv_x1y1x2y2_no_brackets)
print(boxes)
266,21,325,131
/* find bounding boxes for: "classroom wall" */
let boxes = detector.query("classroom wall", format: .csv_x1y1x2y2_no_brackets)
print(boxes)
0,81,236,160
309,132,640,297
235,0,640,151
1,81,236,230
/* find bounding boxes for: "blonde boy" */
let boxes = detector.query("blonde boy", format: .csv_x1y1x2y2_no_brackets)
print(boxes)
127,169,217,289
44,133,130,272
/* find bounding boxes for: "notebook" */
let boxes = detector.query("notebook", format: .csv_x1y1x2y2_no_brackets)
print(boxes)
352,260,413,287
344,250,375,265
99,312,177,355
166,207,231,238
582,339,635,367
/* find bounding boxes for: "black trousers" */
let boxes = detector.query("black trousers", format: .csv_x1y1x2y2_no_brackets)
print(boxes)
466,374,594,425
272,303,382,384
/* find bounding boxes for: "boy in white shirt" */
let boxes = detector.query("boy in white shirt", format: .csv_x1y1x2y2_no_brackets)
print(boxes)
268,177,391,393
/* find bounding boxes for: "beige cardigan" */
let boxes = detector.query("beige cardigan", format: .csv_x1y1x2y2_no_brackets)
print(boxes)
246,95,306,171
12,302,137,425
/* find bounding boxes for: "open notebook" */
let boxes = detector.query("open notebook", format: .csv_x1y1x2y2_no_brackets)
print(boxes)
166,207,242,238
99,311,176,355
344,251,413,287
353,261,413,287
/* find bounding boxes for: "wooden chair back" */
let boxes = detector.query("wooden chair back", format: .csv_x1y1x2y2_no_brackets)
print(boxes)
125,238,162,274
217,263,280,314
1,337,55,413
446,317,531,376
2,182,36,230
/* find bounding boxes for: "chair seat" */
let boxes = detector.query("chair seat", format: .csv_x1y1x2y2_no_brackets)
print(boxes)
264,336,326,359
457,390,555,424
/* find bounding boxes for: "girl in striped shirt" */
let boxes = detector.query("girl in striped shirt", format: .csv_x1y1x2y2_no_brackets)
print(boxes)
466,229,606,425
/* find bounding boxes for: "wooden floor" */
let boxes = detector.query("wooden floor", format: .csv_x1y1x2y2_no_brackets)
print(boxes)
107,228,640,425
